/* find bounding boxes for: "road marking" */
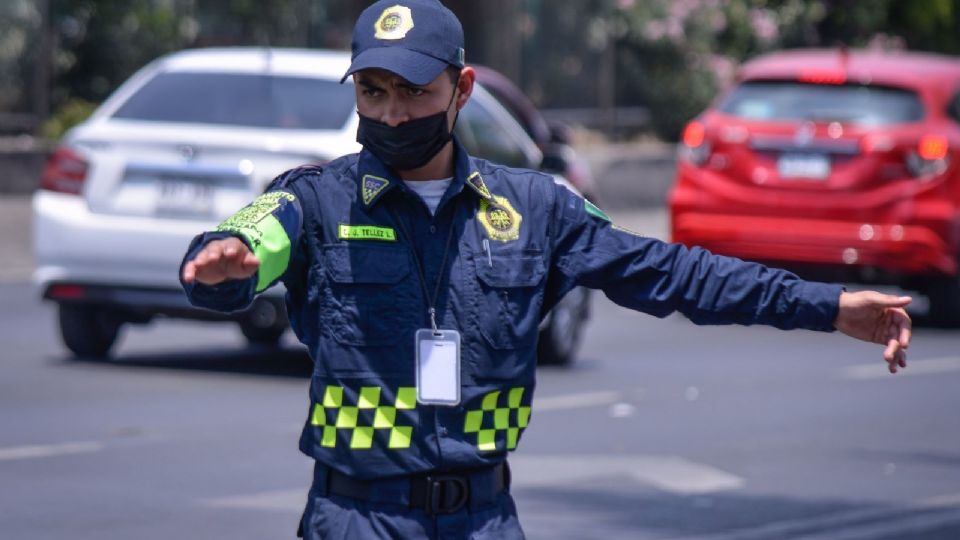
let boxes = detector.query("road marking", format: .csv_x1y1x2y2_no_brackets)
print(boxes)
0,441,103,461
670,492,960,540
534,390,622,412
510,454,744,495
199,489,304,513
842,356,960,380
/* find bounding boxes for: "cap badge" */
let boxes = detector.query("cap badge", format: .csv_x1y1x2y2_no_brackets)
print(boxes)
374,5,414,40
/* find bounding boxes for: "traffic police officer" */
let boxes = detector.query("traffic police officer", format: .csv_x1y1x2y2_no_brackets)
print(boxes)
180,0,912,538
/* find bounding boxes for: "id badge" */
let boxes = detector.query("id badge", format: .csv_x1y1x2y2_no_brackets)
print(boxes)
415,328,461,406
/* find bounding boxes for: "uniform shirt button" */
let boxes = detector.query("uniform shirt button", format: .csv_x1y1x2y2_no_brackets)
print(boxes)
429,225,437,234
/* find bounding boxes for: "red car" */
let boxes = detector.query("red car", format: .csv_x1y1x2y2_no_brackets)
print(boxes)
669,49,960,323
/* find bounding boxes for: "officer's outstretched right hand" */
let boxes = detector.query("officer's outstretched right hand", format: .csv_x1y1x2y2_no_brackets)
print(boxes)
181,237,259,286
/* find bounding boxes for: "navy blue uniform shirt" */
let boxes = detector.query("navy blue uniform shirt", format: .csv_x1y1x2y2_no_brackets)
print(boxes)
181,138,842,480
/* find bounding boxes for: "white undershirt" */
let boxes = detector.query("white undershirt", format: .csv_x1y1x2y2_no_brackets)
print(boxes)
403,178,453,215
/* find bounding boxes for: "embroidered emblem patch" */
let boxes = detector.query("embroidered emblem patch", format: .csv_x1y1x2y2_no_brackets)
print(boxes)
361,175,390,206
465,172,492,200
374,5,414,40
478,195,522,242
338,224,397,241
216,191,296,231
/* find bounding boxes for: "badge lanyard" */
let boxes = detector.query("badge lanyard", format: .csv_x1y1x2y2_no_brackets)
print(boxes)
390,206,461,405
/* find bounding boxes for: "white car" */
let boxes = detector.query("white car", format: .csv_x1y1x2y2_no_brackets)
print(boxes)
34,47,589,365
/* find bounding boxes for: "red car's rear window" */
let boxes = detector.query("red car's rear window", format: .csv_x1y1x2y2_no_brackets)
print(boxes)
719,81,924,126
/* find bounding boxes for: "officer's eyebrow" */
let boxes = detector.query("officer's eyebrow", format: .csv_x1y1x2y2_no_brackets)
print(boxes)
357,73,424,92
355,76,383,91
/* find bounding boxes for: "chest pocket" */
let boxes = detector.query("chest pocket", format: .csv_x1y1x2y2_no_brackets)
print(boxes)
320,244,419,347
472,252,546,350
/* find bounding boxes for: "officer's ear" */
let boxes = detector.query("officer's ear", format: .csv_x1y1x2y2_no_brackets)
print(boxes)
453,67,475,111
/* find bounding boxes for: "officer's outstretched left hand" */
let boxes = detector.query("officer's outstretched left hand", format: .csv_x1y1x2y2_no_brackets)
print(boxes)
834,291,912,374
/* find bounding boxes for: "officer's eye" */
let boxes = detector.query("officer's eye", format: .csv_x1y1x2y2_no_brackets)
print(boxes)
406,87,426,97
361,87,383,98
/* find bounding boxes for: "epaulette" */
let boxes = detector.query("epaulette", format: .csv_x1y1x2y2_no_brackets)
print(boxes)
265,163,325,193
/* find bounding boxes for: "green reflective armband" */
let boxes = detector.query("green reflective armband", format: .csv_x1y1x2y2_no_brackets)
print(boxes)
215,192,296,293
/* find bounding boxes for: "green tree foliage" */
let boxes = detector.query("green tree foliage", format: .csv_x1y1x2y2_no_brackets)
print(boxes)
612,0,831,139
4,0,959,141
610,0,958,139
53,0,187,105
24,0,357,138
0,1,41,115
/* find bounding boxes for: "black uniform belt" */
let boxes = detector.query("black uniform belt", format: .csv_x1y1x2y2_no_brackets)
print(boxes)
321,462,510,515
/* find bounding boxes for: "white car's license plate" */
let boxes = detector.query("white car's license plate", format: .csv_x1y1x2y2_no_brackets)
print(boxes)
156,178,214,215
777,153,830,180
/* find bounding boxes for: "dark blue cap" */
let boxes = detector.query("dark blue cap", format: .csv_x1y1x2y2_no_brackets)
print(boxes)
341,0,465,85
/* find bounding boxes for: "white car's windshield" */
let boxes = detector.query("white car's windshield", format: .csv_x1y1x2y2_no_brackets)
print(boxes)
112,71,357,130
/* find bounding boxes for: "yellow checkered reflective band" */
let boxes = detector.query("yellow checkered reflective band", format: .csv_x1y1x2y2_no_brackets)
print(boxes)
463,387,531,452
310,385,416,449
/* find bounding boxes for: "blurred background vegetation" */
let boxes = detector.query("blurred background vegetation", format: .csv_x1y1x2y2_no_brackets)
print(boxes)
2,0,958,141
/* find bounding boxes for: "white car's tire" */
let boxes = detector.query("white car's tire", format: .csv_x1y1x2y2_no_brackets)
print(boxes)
537,287,589,366
58,304,122,358
239,320,286,347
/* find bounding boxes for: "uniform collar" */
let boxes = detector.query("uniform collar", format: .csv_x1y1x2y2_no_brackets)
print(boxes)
356,136,494,210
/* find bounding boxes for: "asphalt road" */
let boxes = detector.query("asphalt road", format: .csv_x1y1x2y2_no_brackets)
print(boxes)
3,195,960,539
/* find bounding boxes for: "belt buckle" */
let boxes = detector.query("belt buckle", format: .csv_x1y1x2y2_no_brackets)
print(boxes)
424,474,469,515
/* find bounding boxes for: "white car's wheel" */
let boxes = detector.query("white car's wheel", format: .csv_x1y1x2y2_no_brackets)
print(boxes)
239,320,286,347
537,287,589,366
58,304,121,358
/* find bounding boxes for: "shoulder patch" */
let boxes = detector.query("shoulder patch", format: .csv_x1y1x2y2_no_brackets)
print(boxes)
584,199,610,222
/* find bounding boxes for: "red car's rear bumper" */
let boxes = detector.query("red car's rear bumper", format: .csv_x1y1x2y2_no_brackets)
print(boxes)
672,211,955,276
669,165,960,279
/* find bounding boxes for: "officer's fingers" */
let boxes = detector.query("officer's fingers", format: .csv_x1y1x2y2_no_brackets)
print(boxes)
894,310,912,348
206,241,225,264
241,252,261,273
883,337,898,364
192,243,233,285
221,237,248,258
220,241,255,278
883,338,908,374
182,261,197,283
224,252,258,279
194,241,224,267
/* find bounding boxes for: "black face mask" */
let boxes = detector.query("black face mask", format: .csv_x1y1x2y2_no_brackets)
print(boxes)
357,111,452,171
356,83,459,171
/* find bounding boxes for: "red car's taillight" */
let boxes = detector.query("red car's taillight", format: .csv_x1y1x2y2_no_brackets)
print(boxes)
906,135,950,177
679,121,711,166
39,146,89,195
